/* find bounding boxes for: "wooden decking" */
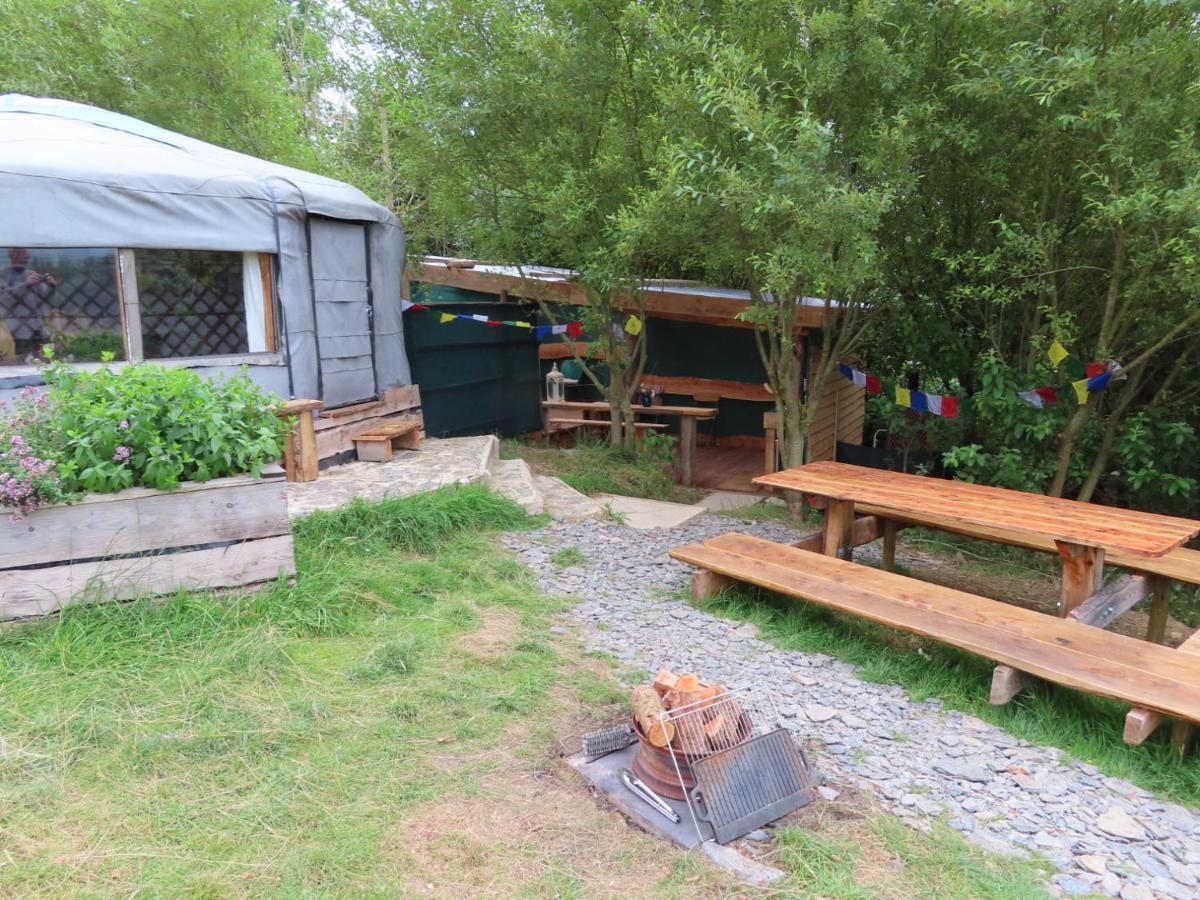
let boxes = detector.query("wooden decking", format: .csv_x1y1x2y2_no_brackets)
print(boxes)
691,443,771,493
670,532,1200,727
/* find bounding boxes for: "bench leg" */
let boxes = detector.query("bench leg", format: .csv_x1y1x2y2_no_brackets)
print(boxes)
1124,708,1163,745
989,665,1027,705
1171,721,1195,756
397,428,421,450
822,500,855,560
693,569,733,602
356,440,393,462
297,410,319,481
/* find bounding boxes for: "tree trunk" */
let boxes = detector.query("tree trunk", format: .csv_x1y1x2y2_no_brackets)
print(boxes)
1047,398,1094,497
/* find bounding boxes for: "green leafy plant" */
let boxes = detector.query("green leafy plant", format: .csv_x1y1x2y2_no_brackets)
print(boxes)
34,358,288,494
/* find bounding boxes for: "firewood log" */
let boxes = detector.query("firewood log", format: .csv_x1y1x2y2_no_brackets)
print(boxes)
704,710,740,749
653,669,679,697
631,684,674,748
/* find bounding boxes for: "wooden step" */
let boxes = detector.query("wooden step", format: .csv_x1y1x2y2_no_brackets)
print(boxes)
352,418,420,461
669,532,1200,725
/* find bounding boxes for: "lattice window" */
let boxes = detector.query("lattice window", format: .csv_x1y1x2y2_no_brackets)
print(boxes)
1,247,123,364
136,250,249,359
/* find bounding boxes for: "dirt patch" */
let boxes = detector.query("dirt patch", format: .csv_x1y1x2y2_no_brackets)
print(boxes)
462,607,524,660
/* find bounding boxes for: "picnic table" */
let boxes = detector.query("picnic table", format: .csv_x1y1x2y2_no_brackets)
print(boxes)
542,400,717,486
655,461,1200,748
755,461,1200,618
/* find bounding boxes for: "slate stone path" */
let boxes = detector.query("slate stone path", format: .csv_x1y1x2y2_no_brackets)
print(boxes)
502,515,1200,899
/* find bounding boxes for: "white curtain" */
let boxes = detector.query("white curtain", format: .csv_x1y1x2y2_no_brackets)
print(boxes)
242,252,268,352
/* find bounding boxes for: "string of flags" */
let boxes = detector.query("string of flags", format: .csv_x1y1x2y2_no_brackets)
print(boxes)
401,299,583,340
838,340,1123,419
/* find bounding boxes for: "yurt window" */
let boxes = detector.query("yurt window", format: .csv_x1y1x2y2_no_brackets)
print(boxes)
135,250,272,360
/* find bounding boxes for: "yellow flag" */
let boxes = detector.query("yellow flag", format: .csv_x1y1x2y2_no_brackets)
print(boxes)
513,321,532,329
439,313,455,324
624,314,643,336
894,386,911,408
1072,378,1089,404
1048,340,1070,367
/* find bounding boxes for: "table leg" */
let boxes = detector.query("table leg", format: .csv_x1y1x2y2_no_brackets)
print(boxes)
764,423,777,474
297,410,318,482
822,500,854,559
1055,541,1105,617
881,519,898,572
1145,574,1170,643
679,415,697,487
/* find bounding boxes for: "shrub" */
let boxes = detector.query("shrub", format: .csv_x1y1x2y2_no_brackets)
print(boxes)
38,360,288,494
0,387,67,518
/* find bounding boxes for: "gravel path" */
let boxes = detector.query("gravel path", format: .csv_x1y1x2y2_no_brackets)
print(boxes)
503,515,1200,899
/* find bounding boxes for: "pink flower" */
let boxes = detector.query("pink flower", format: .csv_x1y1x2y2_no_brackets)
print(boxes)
113,445,131,462
118,420,130,430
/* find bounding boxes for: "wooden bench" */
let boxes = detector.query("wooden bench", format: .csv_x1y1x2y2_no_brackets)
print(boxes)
670,532,1200,738
352,419,421,462
545,417,668,434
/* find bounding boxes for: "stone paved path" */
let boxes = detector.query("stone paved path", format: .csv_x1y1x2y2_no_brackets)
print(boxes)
503,515,1200,899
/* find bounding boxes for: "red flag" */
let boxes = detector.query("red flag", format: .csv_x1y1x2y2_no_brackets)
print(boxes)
1086,362,1105,378
566,321,584,339
866,375,882,394
487,320,501,327
1035,386,1057,404
411,303,429,311
941,396,959,418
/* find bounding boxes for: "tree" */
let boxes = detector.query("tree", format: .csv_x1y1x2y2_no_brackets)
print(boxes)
347,0,667,447
612,4,901,471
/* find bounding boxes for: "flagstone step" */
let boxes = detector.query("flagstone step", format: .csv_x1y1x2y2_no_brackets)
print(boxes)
487,458,545,515
534,475,606,521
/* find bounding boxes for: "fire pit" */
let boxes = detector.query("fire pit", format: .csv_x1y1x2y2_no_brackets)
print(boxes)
630,708,755,800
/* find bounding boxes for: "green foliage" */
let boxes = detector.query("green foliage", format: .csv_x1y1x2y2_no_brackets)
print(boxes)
0,0,322,168
36,360,288,493
550,546,587,569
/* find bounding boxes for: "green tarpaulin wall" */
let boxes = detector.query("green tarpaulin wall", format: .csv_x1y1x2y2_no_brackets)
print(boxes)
408,285,774,438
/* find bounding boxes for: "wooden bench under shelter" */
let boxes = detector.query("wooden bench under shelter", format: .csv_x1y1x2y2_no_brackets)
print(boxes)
351,419,421,462
671,533,1200,743
672,461,1200,750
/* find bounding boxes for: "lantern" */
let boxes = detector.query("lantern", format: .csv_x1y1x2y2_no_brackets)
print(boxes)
546,362,566,402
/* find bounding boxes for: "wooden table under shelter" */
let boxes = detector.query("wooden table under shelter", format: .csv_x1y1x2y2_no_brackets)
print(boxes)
670,461,1200,751
542,400,718,486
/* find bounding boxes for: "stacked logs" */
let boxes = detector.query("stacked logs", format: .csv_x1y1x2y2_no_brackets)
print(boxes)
630,669,746,756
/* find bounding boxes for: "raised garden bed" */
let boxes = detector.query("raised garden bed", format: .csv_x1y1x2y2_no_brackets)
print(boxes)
0,475,293,620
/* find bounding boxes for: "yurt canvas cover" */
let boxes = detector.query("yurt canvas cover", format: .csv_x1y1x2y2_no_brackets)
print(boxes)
0,94,410,407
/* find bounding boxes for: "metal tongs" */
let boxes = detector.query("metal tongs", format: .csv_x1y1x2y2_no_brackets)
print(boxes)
620,768,681,824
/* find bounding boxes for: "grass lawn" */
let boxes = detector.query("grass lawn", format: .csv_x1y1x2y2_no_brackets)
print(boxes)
502,433,706,505
0,486,1049,897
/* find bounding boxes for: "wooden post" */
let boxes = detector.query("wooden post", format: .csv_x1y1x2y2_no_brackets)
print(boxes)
1055,541,1104,617
881,519,898,572
763,412,778,475
279,399,323,483
822,500,855,560
1146,574,1170,644
989,665,1027,705
679,415,697,487
693,569,733,602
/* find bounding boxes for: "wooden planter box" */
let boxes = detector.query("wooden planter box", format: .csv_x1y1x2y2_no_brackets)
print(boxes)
0,476,295,620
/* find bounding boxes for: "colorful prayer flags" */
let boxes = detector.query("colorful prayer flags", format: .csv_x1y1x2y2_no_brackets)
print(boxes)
624,314,643,336
1048,341,1070,367
894,386,911,408
439,312,455,324
1072,378,1090,404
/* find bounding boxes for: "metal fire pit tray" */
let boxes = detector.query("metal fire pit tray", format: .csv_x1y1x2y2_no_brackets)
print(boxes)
688,727,814,844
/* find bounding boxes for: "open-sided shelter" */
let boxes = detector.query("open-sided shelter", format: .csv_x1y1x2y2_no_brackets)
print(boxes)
0,95,414,421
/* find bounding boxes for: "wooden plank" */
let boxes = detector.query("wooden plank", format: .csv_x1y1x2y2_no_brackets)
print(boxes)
1057,542,1105,617
259,253,278,352
792,515,890,554
882,520,898,572
1067,574,1153,629
542,400,718,417
116,249,144,361
755,462,1200,558
322,400,384,419
538,341,605,361
647,375,772,403
680,415,697,487
0,478,288,569
854,503,1200,586
0,535,295,620
671,533,1200,722
312,384,421,434
1146,574,1170,642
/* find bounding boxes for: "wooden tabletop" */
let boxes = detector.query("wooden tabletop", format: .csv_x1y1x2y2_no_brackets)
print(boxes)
754,461,1200,559
542,400,718,418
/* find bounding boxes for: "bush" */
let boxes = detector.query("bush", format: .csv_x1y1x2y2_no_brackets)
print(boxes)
0,358,287,511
